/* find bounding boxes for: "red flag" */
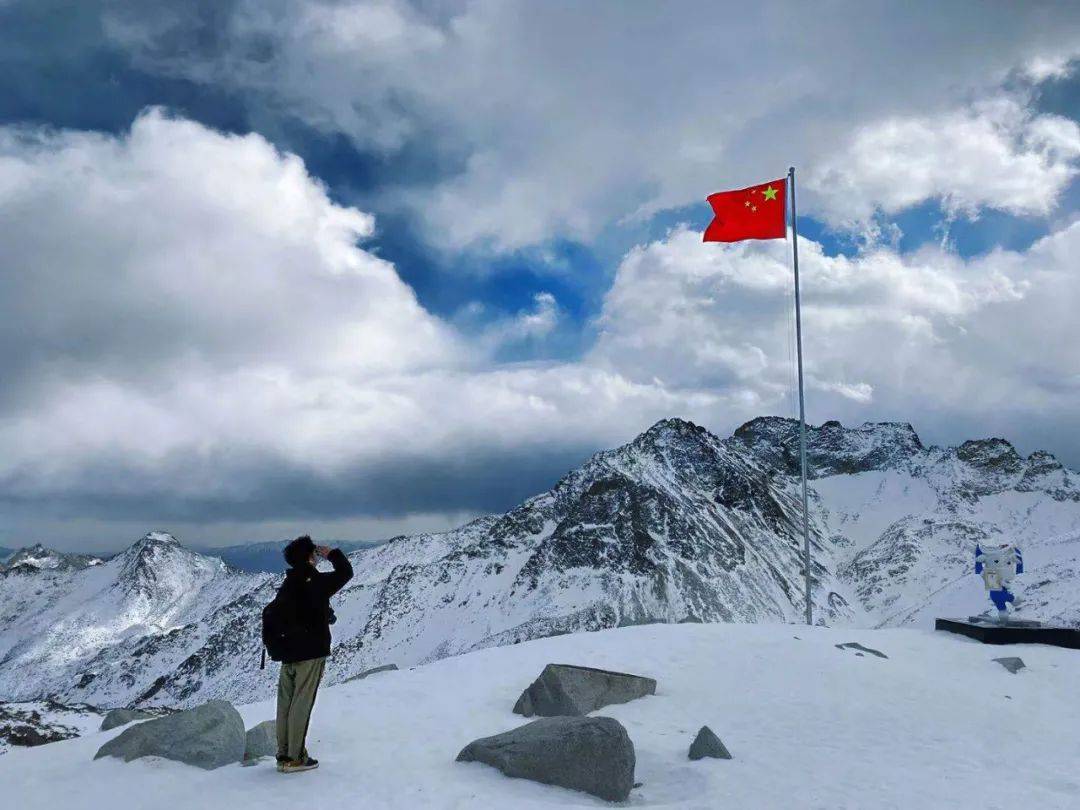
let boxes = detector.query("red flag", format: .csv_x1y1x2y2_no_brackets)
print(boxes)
703,178,787,242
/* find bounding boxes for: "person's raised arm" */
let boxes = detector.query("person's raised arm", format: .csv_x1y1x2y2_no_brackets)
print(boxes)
315,545,353,597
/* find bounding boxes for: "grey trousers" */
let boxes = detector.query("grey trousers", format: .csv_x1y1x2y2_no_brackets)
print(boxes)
276,656,326,761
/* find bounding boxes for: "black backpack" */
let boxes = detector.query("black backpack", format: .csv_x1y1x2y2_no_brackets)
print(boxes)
261,580,303,668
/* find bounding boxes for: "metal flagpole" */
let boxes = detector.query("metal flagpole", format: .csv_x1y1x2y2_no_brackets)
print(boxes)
788,166,813,626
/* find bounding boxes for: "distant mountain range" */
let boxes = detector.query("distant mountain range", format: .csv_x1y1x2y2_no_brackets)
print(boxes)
192,539,386,573
0,540,385,576
1,416,1078,710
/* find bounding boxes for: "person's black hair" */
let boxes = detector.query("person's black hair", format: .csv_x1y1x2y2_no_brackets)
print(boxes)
283,535,316,569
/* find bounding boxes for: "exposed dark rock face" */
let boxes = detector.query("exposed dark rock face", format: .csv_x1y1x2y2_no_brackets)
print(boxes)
0,700,99,754
732,416,924,478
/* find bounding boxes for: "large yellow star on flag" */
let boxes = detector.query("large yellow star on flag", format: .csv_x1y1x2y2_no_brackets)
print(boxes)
761,185,778,202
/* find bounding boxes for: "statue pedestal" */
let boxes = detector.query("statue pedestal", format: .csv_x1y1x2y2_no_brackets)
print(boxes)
936,617,1080,649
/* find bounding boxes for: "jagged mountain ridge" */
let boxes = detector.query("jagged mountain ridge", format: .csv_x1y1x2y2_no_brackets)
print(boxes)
0,544,103,574
731,417,1080,625
1,417,1078,709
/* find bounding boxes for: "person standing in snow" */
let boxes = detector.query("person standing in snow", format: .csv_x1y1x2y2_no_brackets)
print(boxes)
272,535,353,773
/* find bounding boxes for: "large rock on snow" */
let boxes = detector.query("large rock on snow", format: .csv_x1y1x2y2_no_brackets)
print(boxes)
456,716,636,802
100,708,155,731
688,725,732,760
94,700,245,770
244,720,276,761
512,664,656,717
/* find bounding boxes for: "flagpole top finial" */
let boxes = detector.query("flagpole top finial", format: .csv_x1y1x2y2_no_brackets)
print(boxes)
788,166,795,175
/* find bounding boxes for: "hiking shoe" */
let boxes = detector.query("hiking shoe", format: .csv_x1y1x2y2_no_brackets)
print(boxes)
281,757,319,773
275,755,288,773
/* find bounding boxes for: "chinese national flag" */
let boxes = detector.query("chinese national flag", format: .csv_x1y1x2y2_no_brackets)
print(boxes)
703,178,787,242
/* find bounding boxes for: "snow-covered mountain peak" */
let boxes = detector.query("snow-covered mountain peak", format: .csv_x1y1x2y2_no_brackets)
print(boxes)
2,415,1079,710
113,532,230,601
0,544,103,574
731,416,924,478
955,437,1022,471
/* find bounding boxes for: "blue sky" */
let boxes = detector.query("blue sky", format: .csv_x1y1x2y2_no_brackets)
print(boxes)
1,1,1079,550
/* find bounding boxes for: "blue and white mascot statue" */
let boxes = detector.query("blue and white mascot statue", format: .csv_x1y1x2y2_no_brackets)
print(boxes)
975,543,1023,622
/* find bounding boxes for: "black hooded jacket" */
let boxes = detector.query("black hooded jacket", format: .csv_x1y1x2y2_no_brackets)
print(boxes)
280,549,354,663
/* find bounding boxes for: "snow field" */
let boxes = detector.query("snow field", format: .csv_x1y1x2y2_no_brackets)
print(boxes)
2,622,1078,809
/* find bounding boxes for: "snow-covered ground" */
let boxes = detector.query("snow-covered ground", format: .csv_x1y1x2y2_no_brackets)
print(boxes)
0,701,102,754
2,622,1077,809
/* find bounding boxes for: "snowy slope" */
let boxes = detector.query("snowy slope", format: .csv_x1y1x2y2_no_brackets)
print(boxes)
1,622,1078,810
1,417,1078,710
0,532,269,706
0,701,102,754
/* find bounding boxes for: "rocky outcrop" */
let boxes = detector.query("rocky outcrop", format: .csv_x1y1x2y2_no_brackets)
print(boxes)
456,716,636,802
94,700,245,770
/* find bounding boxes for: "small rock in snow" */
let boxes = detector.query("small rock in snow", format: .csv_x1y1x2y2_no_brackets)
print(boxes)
993,657,1026,674
688,726,732,760
835,642,888,659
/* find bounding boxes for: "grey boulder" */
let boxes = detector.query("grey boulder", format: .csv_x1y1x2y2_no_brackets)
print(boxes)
513,664,656,717
993,656,1026,674
689,726,732,760
244,720,277,761
94,700,245,770
343,663,399,683
457,716,635,803
100,709,155,732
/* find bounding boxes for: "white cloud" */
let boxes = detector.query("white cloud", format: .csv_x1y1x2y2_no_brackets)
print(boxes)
589,223,1080,440
0,113,709,515
483,291,561,346
808,96,1080,229
103,1,1080,249
2,109,1080,547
